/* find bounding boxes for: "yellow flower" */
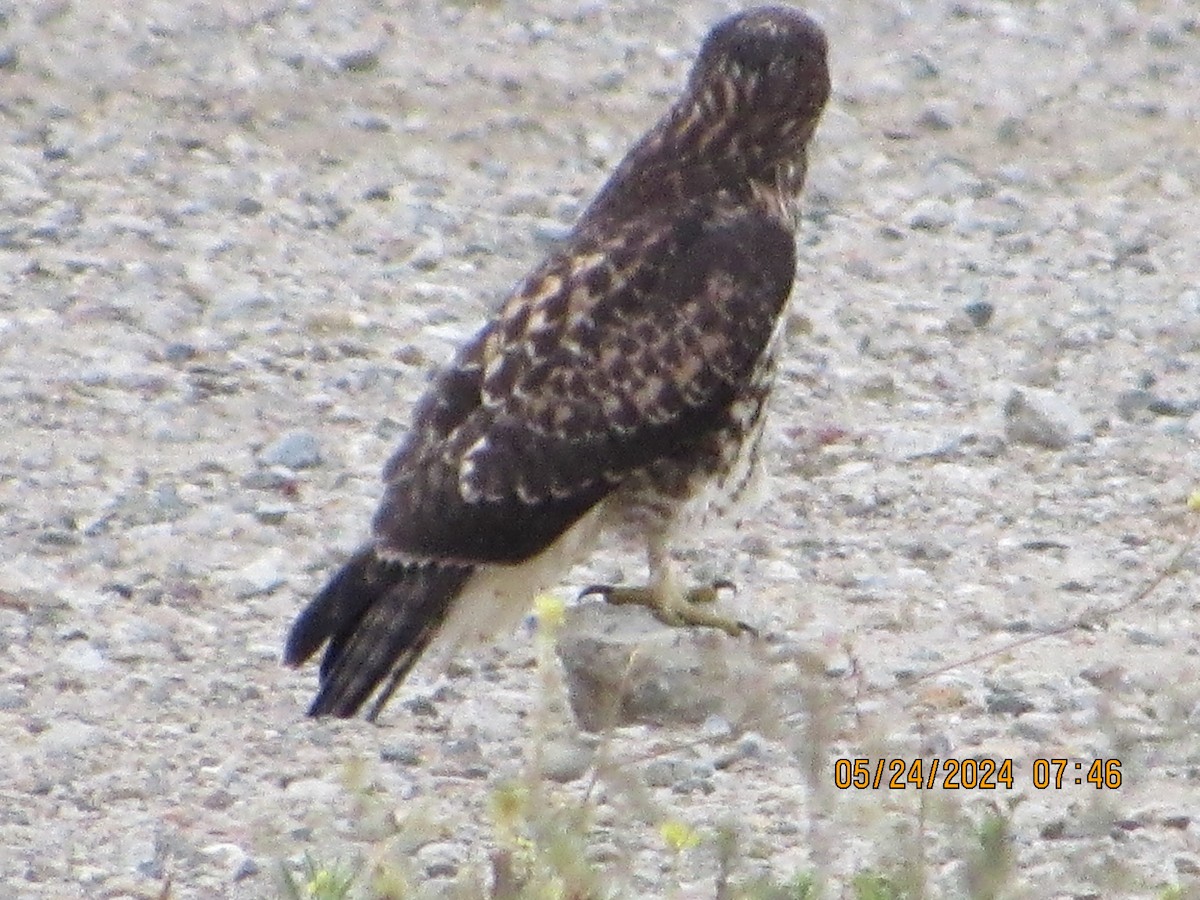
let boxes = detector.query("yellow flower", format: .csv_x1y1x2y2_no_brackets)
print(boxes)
659,819,701,853
534,593,566,632
1187,489,1200,512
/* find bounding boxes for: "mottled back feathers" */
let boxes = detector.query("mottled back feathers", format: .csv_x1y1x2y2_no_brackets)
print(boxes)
372,204,797,565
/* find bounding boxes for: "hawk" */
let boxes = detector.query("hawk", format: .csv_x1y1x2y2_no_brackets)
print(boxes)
285,6,831,720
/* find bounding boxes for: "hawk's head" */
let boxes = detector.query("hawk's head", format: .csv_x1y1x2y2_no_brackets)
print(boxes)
585,6,830,222
689,6,829,148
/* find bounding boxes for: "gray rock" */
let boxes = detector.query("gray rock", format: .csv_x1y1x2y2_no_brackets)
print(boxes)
700,714,734,739
438,736,488,778
241,466,299,491
407,234,446,271
336,47,380,73
556,602,755,731
120,834,161,879
985,687,1035,716
916,102,956,131
881,427,963,461
901,540,953,562
283,777,342,804
252,503,289,525
1175,856,1200,876
203,789,236,810
91,483,191,532
381,742,422,766
1003,388,1089,450
59,642,109,674
258,432,322,469
643,759,680,787
417,842,462,878
1116,388,1156,422
161,341,198,362
538,738,595,783
1012,714,1055,742
234,197,264,216
38,721,102,755
963,301,995,328
0,690,29,710
1126,628,1167,647
200,843,258,882
1146,21,1180,48
229,552,287,598
533,218,572,245
445,737,481,760
738,732,766,759
672,775,715,795
1147,396,1195,418
906,198,954,231
209,287,275,322
37,528,80,547
908,52,940,79
346,109,390,132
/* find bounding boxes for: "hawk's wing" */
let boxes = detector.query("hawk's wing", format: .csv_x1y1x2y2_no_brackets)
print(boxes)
372,202,797,565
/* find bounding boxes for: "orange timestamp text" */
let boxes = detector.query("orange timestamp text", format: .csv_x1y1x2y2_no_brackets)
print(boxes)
833,757,1123,791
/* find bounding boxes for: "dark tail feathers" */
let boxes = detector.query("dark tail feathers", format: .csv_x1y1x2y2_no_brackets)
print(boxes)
284,547,472,720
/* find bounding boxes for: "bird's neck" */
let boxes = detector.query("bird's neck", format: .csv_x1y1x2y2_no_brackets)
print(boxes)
580,96,809,228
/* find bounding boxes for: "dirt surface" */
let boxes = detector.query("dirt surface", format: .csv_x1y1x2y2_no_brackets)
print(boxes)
2,0,1199,897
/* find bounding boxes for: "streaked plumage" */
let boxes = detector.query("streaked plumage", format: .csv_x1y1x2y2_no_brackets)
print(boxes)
285,6,831,720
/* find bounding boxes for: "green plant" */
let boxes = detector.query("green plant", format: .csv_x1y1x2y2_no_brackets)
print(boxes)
850,870,906,900
964,804,1015,900
278,852,361,900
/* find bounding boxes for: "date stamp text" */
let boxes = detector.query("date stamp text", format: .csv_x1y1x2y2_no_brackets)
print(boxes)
832,757,1122,791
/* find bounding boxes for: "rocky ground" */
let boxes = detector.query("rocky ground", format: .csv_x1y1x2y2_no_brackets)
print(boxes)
2,0,1199,897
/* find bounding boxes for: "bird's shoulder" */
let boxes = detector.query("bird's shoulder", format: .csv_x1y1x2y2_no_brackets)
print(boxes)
375,194,795,549
478,195,796,419
389,195,795,464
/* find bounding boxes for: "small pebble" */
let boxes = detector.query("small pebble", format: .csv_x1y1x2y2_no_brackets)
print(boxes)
985,689,1036,716
906,198,954,231
258,432,322,469
229,553,287,598
963,300,995,328
539,739,595,783
337,47,380,72
234,197,264,216
381,743,422,766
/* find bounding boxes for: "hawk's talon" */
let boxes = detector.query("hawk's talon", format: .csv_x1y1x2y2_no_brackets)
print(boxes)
578,584,617,602
684,578,737,605
578,581,754,638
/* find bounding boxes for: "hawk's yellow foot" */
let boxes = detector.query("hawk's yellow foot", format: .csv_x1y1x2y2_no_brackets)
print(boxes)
579,580,755,637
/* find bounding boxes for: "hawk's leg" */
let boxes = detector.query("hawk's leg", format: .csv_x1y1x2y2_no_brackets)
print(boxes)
579,537,755,637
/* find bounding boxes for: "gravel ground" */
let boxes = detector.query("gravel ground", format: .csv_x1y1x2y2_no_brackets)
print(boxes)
2,1,1199,897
